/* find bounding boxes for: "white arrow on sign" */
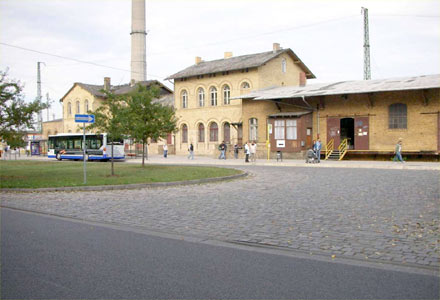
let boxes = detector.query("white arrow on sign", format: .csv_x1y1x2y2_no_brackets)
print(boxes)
75,114,95,123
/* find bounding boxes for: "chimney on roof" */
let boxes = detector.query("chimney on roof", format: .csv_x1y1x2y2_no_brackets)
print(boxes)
195,56,202,65
104,77,111,91
273,43,281,53
224,52,233,59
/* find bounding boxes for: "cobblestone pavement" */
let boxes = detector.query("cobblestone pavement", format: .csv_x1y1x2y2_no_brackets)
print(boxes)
1,165,439,271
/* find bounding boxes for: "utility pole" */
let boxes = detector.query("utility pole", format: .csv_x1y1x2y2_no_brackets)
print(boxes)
46,93,52,122
361,7,371,80
36,62,45,132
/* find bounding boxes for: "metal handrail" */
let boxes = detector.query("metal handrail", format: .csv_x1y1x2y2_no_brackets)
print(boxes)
325,139,334,160
338,138,349,160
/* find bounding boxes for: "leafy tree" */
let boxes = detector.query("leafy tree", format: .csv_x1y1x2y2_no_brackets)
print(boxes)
87,89,127,176
0,70,46,148
125,84,178,167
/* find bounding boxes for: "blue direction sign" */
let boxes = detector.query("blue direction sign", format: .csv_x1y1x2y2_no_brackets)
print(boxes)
75,114,95,123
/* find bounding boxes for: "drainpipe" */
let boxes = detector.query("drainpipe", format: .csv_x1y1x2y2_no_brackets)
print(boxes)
316,103,320,139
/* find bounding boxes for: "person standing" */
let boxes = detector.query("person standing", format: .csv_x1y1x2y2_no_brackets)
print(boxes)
163,144,168,158
188,143,194,160
314,139,322,163
218,141,227,160
244,142,250,163
250,141,257,162
393,139,404,163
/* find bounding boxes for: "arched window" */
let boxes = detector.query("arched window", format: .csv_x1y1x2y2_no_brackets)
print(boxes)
76,101,80,114
281,58,287,73
84,100,89,113
223,122,230,143
181,90,188,108
198,88,205,107
198,123,205,142
181,124,188,143
210,122,218,142
223,85,230,105
249,118,258,141
67,102,72,116
210,87,217,106
241,82,250,89
389,103,407,129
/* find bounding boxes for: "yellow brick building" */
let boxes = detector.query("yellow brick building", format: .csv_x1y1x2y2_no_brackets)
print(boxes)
241,75,440,159
166,43,315,156
43,78,173,155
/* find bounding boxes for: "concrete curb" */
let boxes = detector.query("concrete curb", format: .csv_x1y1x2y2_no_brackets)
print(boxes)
1,171,248,193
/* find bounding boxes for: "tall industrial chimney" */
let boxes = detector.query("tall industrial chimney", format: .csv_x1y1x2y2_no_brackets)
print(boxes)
131,0,147,82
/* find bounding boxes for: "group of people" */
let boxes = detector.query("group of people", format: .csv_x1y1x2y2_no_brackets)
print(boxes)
162,138,405,163
219,141,257,162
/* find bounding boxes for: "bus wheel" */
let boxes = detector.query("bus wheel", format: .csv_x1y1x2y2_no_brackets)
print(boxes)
56,153,62,161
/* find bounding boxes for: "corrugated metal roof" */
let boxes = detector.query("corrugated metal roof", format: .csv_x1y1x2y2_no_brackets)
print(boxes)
235,74,440,101
268,111,312,118
166,48,315,80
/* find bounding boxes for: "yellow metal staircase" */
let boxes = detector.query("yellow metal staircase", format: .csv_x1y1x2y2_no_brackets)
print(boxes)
325,138,349,160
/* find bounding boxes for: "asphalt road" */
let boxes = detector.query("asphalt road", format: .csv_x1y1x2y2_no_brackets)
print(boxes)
1,208,438,299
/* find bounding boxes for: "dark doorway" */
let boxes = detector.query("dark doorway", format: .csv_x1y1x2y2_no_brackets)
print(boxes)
340,118,354,149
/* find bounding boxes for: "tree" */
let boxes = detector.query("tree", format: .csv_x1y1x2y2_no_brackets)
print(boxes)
87,89,127,176
125,84,178,167
0,70,46,147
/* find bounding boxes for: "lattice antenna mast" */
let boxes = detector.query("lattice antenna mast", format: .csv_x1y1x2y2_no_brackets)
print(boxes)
361,7,371,80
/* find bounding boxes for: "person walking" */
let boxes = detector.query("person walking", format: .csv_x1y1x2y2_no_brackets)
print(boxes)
244,142,250,163
250,141,257,162
218,141,227,160
393,139,404,163
163,144,168,158
314,139,322,163
188,143,194,160
233,144,240,159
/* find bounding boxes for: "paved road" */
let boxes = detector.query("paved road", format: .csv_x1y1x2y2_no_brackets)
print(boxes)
2,208,438,299
1,163,439,271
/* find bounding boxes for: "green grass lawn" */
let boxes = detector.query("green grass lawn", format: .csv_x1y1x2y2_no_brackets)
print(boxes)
0,160,242,189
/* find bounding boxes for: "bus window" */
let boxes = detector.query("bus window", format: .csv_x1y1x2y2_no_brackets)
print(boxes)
74,138,82,149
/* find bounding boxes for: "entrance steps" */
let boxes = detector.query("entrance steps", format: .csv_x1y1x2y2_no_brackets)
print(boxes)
327,150,342,160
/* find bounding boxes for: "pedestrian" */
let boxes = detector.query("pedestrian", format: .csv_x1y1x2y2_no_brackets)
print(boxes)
393,138,404,163
314,139,322,163
250,141,257,162
188,143,194,160
163,144,168,158
218,141,227,160
233,144,240,159
244,142,250,163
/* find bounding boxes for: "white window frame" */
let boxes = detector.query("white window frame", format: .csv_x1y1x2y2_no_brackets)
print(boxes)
286,119,297,140
210,87,217,106
249,118,258,141
274,120,285,140
198,88,205,107
223,85,230,105
282,58,287,73
181,90,188,108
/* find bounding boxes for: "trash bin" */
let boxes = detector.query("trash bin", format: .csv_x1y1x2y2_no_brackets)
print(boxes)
276,151,283,162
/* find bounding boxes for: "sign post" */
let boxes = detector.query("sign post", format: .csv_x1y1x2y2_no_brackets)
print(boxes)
75,114,95,184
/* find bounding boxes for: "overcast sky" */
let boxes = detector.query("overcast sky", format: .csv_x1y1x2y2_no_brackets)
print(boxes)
1,0,439,120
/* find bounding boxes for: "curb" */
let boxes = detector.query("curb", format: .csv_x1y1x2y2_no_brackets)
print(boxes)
1,171,248,193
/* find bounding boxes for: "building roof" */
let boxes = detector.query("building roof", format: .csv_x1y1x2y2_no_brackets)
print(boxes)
60,80,173,102
236,74,440,101
165,48,315,80
268,111,312,118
